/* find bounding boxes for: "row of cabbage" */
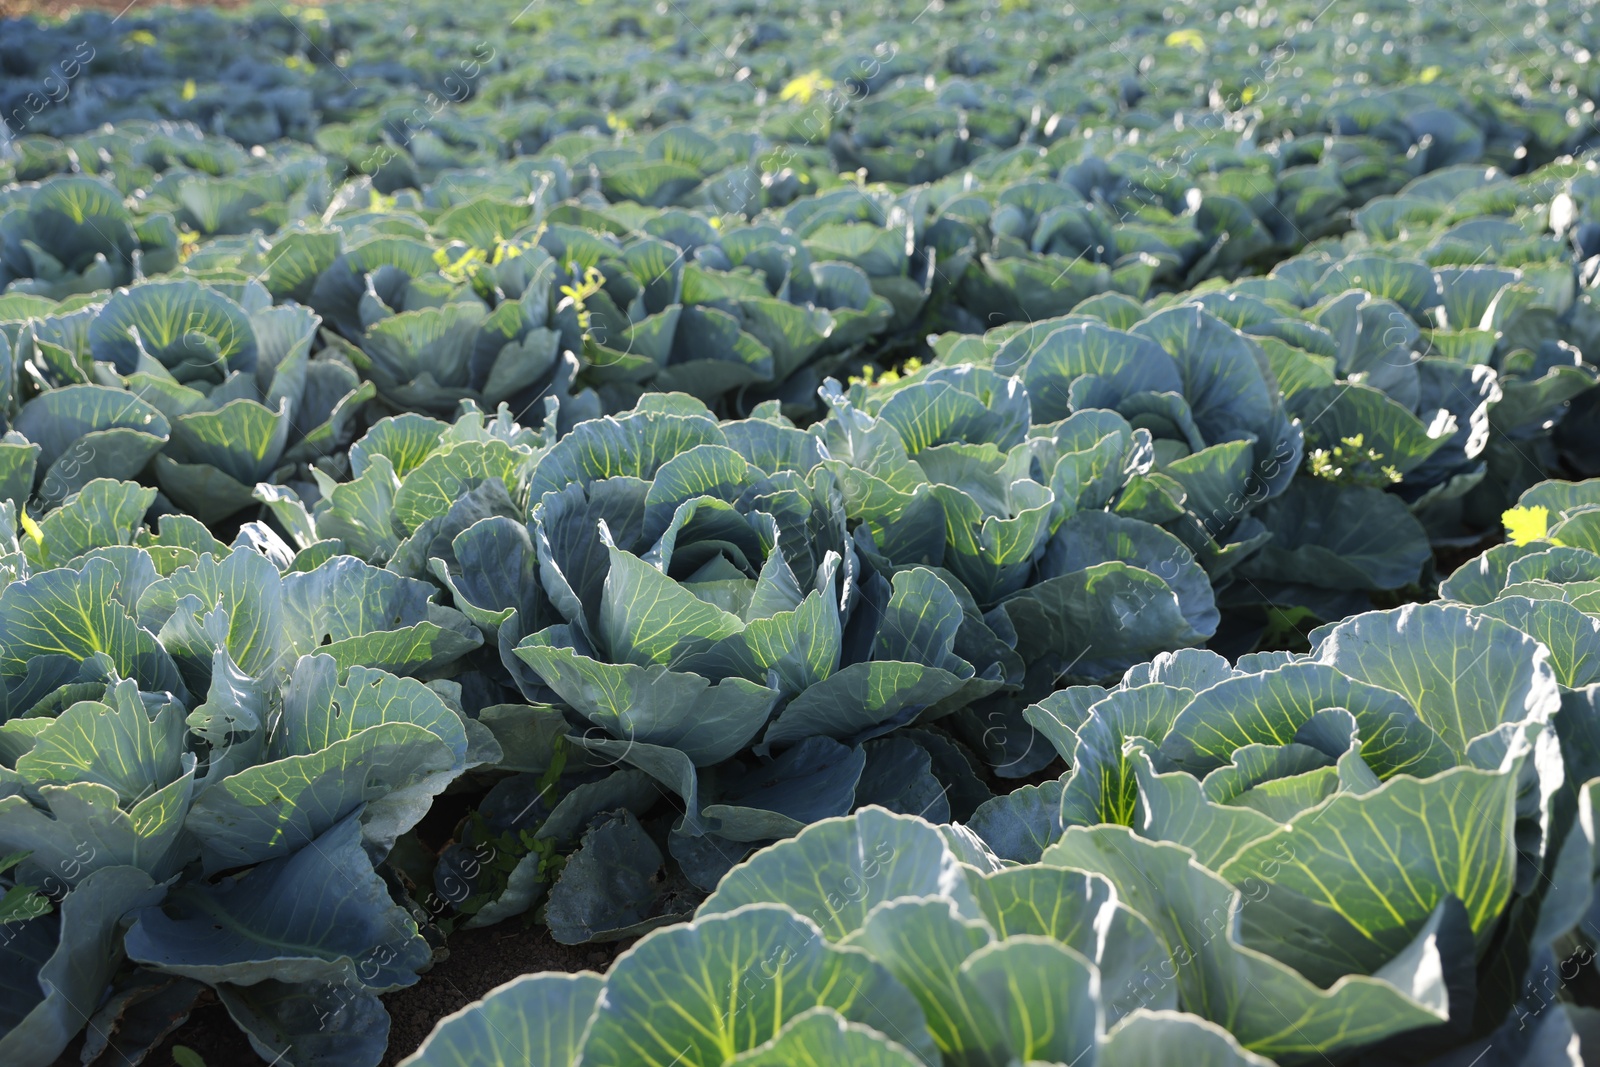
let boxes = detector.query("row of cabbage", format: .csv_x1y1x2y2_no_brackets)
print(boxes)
2,153,1596,514
5,125,1578,427
3,0,1597,185
402,476,1600,1067
931,157,1600,627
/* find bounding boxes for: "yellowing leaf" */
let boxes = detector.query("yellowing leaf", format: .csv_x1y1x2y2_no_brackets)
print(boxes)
1503,505,1554,546
780,70,835,105
1419,65,1442,83
18,510,43,547
181,79,196,102
1165,28,1207,53
126,29,158,46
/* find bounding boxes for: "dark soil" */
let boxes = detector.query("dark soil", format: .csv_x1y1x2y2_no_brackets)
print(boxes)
1433,529,1505,579
54,921,632,1067
376,923,631,1066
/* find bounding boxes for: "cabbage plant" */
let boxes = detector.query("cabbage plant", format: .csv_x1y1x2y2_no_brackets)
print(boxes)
0,483,497,1065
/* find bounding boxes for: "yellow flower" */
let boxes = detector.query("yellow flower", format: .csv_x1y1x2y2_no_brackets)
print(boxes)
1502,505,1555,546
1164,29,1207,53
780,70,835,105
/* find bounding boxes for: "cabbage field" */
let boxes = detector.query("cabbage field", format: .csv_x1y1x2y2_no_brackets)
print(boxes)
2,0,1600,1062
